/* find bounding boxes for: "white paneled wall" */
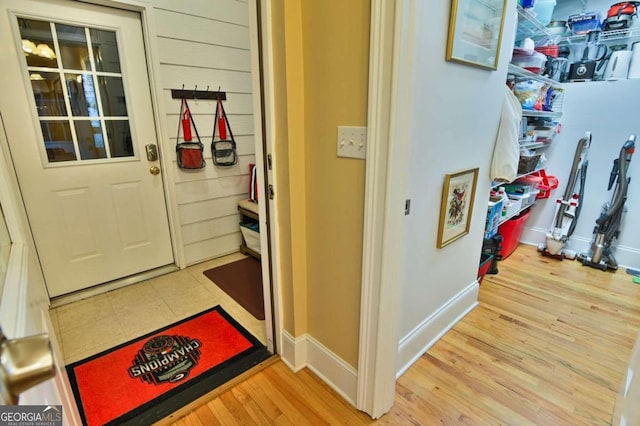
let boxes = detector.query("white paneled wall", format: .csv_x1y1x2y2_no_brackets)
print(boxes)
151,0,256,265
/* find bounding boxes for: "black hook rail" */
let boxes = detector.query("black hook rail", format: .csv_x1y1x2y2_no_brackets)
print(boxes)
171,85,226,100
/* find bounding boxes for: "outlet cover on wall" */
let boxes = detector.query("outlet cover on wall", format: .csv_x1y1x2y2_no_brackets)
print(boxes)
337,126,367,159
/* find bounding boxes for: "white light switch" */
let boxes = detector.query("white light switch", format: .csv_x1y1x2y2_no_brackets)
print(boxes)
337,126,367,159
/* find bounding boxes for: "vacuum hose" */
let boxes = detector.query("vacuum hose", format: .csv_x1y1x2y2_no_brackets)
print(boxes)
597,135,635,232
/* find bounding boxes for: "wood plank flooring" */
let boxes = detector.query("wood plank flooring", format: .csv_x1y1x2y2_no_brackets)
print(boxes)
169,244,640,425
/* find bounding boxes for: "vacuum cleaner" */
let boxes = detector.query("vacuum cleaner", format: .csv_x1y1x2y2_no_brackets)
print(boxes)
538,132,592,260
579,134,635,271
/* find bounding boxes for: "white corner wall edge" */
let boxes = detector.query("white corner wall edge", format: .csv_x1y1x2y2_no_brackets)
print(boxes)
522,226,640,269
396,281,479,378
280,330,307,372
280,330,358,406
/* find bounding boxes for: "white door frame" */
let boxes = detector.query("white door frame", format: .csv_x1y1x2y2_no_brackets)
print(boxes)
248,0,279,354
357,0,410,418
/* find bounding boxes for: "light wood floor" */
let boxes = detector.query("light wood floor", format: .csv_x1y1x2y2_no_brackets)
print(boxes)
169,244,640,425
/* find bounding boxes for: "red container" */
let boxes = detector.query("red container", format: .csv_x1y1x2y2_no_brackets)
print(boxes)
478,253,494,285
535,45,559,58
498,209,532,259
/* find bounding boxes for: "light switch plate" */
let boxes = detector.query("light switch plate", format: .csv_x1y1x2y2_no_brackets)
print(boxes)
337,126,367,159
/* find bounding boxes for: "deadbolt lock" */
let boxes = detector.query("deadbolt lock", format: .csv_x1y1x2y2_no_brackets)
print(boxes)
150,166,160,175
145,144,159,161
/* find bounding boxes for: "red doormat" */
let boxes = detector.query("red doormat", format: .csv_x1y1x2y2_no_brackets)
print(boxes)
66,306,270,426
203,257,264,320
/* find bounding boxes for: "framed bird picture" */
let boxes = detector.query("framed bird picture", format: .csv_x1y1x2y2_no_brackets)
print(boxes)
437,167,479,248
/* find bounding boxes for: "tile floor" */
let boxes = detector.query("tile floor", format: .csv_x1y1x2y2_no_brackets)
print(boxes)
49,252,267,365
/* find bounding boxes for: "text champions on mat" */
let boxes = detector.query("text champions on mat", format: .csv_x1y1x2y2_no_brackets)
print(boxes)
128,339,202,377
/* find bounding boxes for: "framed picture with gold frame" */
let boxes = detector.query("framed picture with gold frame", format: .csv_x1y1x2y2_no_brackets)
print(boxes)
437,168,479,248
446,0,507,70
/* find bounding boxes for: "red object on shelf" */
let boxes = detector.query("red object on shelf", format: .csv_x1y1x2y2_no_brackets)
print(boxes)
498,209,532,259
535,45,559,58
532,169,559,199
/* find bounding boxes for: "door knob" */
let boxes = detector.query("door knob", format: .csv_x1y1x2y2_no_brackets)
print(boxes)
0,327,54,405
150,166,160,175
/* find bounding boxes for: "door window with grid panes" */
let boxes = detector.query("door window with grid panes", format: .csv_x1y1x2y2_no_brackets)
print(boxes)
18,18,133,163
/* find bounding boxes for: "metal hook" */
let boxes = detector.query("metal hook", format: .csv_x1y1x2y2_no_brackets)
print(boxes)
206,85,209,92
193,85,197,98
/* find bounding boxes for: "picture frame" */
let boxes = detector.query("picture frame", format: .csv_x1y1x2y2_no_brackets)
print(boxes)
446,0,507,70
437,168,479,248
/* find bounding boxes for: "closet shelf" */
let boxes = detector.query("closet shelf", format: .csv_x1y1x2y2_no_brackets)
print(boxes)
559,27,640,45
491,168,544,189
508,64,561,87
522,109,563,119
516,5,557,43
520,141,550,149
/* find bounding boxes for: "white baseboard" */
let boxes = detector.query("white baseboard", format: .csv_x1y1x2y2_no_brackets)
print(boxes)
522,226,640,269
396,281,479,378
280,330,358,405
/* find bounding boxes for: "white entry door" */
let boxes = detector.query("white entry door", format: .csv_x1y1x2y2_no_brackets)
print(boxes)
0,0,174,297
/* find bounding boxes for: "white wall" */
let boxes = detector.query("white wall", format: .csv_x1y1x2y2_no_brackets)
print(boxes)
522,80,640,269
394,0,518,373
150,0,257,265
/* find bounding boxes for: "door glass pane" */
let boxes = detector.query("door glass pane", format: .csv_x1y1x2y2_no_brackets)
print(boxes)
19,17,133,163
18,18,57,68
31,72,67,117
41,121,76,162
75,120,106,160
90,29,121,73
98,77,127,116
65,74,98,117
105,120,133,157
56,23,89,71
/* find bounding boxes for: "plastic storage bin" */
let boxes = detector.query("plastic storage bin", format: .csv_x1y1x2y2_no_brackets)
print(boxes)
240,221,261,254
511,51,547,74
533,0,556,26
502,197,523,219
498,209,532,259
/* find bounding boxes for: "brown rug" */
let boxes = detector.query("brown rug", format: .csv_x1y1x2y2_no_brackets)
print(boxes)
203,258,264,320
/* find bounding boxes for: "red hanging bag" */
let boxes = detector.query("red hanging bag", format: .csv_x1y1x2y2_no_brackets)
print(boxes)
176,98,205,169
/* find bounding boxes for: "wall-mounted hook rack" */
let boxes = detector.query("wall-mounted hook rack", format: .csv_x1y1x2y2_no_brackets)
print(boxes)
171,87,226,101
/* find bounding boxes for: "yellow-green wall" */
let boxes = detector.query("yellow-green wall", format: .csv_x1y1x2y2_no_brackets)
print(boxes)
270,0,370,367
301,0,370,367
